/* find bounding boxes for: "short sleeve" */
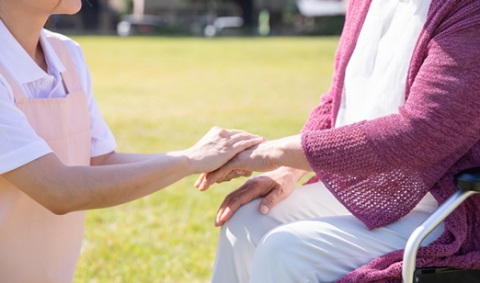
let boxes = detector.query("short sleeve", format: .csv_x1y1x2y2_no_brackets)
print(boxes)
0,77,53,174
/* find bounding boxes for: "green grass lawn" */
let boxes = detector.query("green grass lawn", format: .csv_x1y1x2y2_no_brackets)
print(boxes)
72,36,338,283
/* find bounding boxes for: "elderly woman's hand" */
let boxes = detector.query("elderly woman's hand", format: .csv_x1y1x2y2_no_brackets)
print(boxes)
213,167,309,226
195,134,311,191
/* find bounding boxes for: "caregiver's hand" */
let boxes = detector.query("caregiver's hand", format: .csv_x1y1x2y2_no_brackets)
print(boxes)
195,140,278,191
185,126,264,174
195,134,311,191
214,167,309,226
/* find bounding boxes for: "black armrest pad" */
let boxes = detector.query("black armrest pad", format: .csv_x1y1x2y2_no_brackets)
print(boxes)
455,167,480,191
415,267,480,283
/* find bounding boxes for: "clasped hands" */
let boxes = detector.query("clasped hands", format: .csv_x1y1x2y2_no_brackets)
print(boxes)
191,126,311,226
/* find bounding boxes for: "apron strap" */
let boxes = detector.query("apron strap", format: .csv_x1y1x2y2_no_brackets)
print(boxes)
0,64,28,103
44,32,84,95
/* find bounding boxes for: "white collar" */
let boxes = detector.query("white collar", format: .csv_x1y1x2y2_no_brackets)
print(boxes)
0,19,65,84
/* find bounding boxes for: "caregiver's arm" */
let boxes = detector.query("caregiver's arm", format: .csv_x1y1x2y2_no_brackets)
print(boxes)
90,151,162,166
3,127,263,215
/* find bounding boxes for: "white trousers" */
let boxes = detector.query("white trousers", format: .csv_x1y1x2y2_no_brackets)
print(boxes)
211,182,444,283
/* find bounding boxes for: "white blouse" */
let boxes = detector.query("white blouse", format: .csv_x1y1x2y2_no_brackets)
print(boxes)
335,0,432,127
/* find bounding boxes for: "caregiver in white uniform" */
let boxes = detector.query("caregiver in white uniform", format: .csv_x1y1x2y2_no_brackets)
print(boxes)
0,1,263,282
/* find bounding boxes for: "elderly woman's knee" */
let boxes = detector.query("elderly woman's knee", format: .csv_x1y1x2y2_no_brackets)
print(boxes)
222,199,261,229
219,198,287,250
217,198,265,247
254,225,303,262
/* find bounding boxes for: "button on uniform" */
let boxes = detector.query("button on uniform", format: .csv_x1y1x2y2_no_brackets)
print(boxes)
41,79,50,87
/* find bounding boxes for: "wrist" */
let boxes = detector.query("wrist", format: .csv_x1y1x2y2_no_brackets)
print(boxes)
275,166,310,182
274,135,306,169
170,149,197,175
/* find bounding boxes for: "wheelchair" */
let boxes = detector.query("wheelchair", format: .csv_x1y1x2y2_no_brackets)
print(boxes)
402,167,480,283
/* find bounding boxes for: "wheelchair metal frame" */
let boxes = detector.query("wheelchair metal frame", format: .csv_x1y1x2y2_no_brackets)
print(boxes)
402,168,480,283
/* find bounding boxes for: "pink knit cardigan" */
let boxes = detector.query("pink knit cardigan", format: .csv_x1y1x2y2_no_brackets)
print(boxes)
300,0,480,282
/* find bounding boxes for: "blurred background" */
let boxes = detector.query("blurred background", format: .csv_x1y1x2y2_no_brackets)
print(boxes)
54,1,347,282
49,0,348,37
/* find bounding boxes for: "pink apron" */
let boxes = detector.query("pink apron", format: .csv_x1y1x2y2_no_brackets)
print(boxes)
0,33,91,282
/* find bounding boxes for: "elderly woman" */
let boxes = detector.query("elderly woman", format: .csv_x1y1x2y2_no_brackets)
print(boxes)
196,0,480,282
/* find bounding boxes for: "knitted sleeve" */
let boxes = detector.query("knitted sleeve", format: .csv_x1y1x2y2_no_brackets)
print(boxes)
302,15,480,230
300,90,335,185
301,90,334,133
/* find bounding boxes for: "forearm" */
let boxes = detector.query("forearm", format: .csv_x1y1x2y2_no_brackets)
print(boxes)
274,166,311,183
271,135,313,172
4,127,264,214
196,135,313,191
91,151,162,166
5,152,193,214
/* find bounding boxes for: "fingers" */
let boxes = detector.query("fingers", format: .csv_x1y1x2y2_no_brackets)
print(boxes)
195,168,236,191
190,127,264,175
230,138,264,153
215,178,268,226
215,184,286,226
198,168,231,191
213,127,265,152
217,170,252,183
258,186,285,215
193,127,265,190
214,170,297,226
201,166,246,191
195,169,253,192
210,127,261,142
225,133,264,158
210,127,249,137
194,173,206,188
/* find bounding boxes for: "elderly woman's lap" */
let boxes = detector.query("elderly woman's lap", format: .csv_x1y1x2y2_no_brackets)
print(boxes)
212,182,443,283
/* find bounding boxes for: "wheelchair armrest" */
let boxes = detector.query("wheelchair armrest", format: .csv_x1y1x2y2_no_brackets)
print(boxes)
455,167,480,191
414,267,480,283
402,166,480,283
